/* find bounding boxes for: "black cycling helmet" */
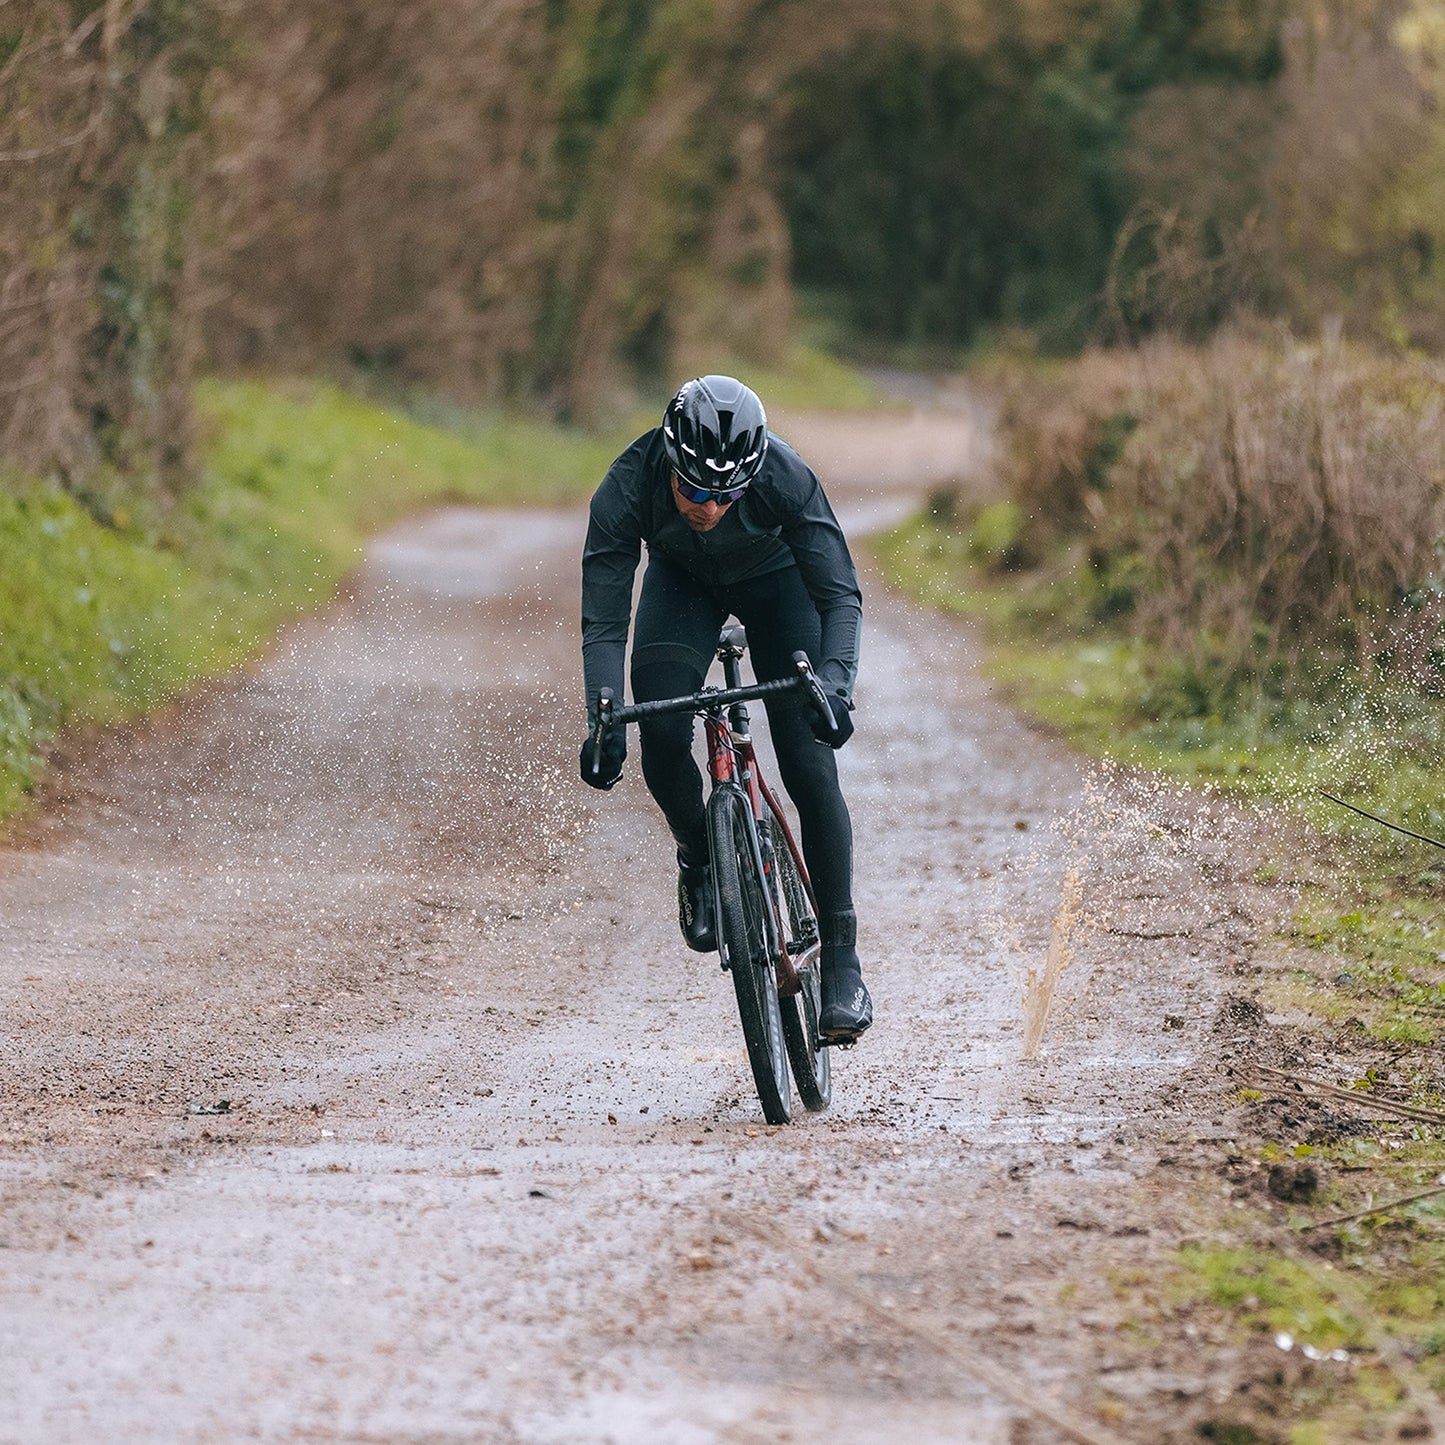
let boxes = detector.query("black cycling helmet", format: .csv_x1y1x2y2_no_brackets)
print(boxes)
661,375,768,494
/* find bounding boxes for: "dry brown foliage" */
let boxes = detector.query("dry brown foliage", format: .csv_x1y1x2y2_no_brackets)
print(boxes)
6,0,1442,497
0,0,937,487
1115,0,1445,353
199,2,558,400
197,0,925,417
1269,0,1445,348
998,334,1445,692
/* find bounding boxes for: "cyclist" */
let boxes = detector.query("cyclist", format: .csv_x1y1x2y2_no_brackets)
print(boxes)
578,375,872,1041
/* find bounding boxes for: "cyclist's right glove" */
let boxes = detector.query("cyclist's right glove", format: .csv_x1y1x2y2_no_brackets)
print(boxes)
811,691,855,749
579,726,627,790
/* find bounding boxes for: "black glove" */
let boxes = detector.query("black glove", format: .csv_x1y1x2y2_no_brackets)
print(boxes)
579,726,626,790
810,691,855,749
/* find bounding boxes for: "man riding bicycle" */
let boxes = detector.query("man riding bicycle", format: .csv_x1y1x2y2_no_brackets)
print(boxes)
578,375,873,1042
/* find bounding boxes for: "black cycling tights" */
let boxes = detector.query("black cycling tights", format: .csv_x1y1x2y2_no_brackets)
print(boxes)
630,556,854,929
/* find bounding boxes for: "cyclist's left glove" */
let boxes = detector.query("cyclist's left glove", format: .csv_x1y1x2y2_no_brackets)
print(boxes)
579,726,626,790
811,691,855,749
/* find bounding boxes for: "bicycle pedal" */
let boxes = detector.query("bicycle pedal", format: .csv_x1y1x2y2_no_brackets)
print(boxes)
818,1035,858,1051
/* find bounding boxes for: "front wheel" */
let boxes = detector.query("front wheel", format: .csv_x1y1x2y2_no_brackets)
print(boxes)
709,784,791,1125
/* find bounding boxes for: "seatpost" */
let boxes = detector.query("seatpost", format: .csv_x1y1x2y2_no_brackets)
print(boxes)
708,632,745,745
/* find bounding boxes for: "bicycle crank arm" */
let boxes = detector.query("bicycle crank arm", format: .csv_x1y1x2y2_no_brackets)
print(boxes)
775,950,801,998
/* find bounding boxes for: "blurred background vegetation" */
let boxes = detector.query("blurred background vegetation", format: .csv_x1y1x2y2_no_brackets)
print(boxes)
2,0,1445,811
5,0,1444,488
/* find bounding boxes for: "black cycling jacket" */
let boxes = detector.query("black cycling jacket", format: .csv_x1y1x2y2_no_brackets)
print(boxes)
581,427,862,714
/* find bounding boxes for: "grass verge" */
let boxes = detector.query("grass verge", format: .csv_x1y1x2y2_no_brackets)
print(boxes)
874,508,1445,1027
0,376,628,824
872,505,1445,1434
1119,1112,1445,1442
1115,1206,1445,1442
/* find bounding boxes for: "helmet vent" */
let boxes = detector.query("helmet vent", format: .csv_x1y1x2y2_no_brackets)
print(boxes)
660,375,768,491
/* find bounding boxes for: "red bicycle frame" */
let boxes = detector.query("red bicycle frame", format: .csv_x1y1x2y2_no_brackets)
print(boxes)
702,710,816,998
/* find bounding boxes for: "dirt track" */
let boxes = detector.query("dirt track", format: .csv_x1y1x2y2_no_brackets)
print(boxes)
1,399,1279,1442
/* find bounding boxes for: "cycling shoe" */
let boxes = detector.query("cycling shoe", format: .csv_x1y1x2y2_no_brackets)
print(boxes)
820,952,873,1040
678,861,716,953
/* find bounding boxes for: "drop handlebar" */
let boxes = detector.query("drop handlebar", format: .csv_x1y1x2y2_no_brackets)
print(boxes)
589,651,835,779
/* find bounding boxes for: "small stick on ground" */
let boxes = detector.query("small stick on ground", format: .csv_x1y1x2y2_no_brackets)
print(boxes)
1318,789,1445,850
1299,1182,1445,1232
1247,1063,1445,1126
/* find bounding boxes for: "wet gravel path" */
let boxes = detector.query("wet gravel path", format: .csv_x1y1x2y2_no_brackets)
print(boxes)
0,405,1259,1443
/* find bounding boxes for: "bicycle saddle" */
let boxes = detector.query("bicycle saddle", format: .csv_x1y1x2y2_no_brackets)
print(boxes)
717,623,747,657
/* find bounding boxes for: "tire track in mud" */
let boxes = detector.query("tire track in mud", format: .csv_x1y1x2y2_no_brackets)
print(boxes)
1,406,1264,1442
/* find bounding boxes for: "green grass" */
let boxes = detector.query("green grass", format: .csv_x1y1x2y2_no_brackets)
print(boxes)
0,377,628,822
1174,1244,1369,1349
1287,901,1445,1046
673,343,888,412
873,507,1445,1060
1105,1207,1445,1436
875,510,1445,855
1151,1232,1445,1435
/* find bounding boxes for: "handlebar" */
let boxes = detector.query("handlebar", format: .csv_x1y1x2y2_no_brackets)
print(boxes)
590,651,835,779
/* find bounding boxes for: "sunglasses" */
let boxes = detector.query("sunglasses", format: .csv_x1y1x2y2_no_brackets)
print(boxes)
672,472,750,506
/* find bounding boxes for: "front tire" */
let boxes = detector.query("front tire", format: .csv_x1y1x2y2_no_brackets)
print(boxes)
709,784,791,1125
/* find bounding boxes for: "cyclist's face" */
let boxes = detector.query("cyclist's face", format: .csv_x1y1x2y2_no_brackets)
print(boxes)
671,472,734,531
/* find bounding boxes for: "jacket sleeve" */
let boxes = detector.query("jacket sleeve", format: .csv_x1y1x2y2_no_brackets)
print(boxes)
581,467,642,719
778,467,863,701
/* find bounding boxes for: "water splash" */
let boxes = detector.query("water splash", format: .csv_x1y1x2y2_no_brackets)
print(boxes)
1021,860,1084,1059
996,759,1280,1060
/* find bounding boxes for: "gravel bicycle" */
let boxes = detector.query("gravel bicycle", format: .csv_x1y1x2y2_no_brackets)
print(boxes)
590,626,836,1124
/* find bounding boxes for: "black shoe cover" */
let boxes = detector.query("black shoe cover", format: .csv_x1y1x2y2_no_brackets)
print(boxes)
677,861,716,953
820,950,873,1040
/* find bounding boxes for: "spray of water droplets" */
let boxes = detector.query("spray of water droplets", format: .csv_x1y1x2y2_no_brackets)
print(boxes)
991,760,1280,1060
